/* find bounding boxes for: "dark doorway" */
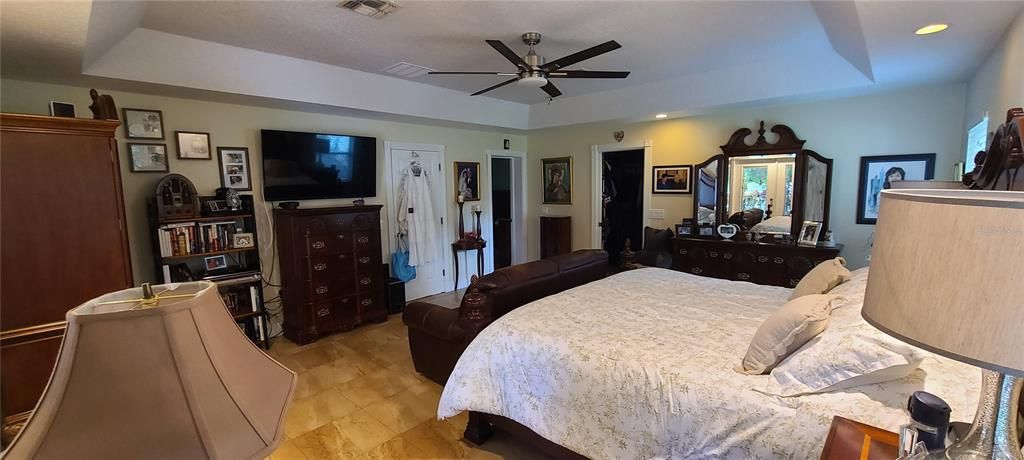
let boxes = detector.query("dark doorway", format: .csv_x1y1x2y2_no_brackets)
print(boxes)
491,157,513,269
601,149,645,266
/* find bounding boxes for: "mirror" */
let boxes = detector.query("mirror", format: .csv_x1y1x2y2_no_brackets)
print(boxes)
803,152,829,223
725,153,796,220
692,155,721,226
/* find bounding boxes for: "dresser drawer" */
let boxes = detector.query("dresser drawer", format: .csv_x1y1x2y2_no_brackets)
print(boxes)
357,292,386,323
354,273,378,293
312,296,357,331
307,255,355,286
351,212,379,230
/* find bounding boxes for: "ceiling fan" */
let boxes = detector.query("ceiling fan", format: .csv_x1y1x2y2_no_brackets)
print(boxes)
428,32,630,98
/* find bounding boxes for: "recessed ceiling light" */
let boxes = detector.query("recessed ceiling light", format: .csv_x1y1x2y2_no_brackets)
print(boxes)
655,113,668,119
915,24,949,35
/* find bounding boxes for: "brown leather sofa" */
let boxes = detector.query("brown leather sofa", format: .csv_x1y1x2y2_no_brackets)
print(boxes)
402,250,608,385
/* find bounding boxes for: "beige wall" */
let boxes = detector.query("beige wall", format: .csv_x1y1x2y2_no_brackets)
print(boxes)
0,79,526,291
965,10,1023,135
526,83,967,268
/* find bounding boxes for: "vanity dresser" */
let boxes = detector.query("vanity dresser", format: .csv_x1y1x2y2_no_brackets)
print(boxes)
275,205,387,344
674,121,841,287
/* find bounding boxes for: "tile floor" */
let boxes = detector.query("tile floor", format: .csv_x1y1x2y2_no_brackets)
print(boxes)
266,290,553,460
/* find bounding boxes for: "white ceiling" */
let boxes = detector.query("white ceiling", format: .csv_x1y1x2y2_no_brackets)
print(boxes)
2,0,1022,128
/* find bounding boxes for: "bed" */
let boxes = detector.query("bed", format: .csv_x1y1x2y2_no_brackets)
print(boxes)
437,267,980,459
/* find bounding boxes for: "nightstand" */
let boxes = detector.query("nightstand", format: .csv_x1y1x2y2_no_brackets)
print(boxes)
820,416,899,460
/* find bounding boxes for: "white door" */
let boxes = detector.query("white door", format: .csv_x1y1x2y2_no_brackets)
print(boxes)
387,145,449,300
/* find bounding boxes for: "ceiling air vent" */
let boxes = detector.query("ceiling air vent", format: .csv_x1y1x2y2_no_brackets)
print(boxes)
382,62,435,78
338,0,400,18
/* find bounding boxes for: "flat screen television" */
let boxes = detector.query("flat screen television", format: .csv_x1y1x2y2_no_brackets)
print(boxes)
261,129,377,201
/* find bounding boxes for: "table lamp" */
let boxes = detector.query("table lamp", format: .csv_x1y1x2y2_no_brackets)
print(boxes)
863,189,1023,459
3,282,296,459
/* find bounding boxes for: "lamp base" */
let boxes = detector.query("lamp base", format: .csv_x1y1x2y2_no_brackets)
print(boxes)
926,371,1021,459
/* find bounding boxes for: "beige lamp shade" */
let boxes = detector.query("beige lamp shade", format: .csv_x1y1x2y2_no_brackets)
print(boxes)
4,282,296,459
863,189,1024,376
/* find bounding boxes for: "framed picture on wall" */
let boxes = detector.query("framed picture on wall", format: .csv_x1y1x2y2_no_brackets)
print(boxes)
652,165,692,194
454,161,480,201
856,153,935,224
542,156,572,204
123,108,165,140
175,131,212,160
127,143,169,172
217,147,252,190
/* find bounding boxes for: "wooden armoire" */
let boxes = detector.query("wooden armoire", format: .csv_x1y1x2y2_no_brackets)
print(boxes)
0,114,133,441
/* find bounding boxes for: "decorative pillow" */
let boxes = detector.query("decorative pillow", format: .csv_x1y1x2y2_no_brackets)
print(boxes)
736,295,843,375
638,227,674,267
789,257,852,300
759,300,926,397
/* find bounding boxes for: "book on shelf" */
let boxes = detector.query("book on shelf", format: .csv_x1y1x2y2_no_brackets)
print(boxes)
157,220,243,257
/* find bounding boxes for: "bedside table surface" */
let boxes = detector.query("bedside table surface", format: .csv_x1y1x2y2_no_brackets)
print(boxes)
820,416,899,460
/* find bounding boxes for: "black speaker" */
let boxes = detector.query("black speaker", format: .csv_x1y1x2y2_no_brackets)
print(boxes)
386,277,406,314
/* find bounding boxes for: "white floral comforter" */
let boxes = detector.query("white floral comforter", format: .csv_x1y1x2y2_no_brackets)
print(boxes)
438,268,979,460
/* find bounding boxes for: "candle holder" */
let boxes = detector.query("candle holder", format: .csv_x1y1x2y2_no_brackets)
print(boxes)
458,200,466,240
473,209,482,241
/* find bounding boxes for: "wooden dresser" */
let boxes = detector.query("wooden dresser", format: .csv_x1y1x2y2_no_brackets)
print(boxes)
540,215,571,259
274,205,387,344
1,114,133,441
672,237,841,288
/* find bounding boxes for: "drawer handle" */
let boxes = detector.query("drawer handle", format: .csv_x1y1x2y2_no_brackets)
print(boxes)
692,268,703,274
359,256,370,264
723,253,733,260
338,253,347,260
336,233,346,240
774,257,785,264
737,273,750,280
359,277,371,286
757,256,768,263
312,241,326,249
317,307,330,317
709,251,718,258
316,285,329,294
678,249,688,255
360,298,373,306
357,236,370,244
313,263,327,271
789,279,800,287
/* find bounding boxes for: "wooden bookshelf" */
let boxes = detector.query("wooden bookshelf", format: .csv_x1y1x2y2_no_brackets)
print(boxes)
147,194,271,348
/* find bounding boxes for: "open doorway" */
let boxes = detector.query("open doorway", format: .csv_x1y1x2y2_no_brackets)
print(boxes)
601,149,645,265
482,150,526,274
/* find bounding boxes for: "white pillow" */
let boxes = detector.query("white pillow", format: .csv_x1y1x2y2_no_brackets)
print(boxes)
736,295,844,375
759,299,925,397
788,257,852,301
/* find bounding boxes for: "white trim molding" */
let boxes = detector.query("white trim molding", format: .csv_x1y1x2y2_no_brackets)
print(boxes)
590,140,653,249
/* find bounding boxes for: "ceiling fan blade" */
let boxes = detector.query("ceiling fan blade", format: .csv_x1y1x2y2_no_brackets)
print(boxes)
549,70,630,79
428,71,516,75
540,40,622,71
471,77,519,96
540,81,562,98
486,40,531,71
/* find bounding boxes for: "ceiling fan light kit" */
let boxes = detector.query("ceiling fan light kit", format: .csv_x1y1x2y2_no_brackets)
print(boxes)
430,32,631,98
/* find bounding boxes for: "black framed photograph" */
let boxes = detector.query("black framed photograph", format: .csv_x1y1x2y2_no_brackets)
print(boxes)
542,156,572,204
123,108,165,140
856,153,935,224
454,161,480,201
652,165,692,194
798,220,823,245
127,143,169,172
217,147,252,190
176,131,211,160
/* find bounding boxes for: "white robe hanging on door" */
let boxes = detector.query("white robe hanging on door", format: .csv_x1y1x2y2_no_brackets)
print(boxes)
397,167,439,266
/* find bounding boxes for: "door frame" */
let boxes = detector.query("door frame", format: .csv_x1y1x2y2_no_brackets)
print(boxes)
383,141,451,296
482,149,527,273
590,140,653,249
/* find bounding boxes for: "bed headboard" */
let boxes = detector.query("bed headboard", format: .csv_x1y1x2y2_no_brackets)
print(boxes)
964,108,1022,191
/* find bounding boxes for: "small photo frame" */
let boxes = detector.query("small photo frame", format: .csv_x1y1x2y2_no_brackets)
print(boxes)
176,131,212,160
676,223,693,236
217,147,252,190
698,225,715,237
542,156,573,204
454,161,481,201
652,165,692,194
798,221,823,246
232,232,255,249
204,254,228,272
127,143,169,173
716,223,739,240
123,108,165,139
49,101,76,118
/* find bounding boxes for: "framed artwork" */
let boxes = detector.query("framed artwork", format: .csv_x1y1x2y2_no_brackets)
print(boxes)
203,255,228,272
175,131,212,160
232,232,255,249
652,165,692,194
542,156,572,204
217,147,252,190
856,153,935,224
798,220,823,245
127,143,169,173
454,161,481,201
123,108,165,140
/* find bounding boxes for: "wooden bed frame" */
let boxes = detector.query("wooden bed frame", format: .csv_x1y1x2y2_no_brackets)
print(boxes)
458,110,1024,459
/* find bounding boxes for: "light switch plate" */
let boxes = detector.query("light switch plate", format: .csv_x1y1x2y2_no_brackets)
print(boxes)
649,209,665,220
542,206,552,215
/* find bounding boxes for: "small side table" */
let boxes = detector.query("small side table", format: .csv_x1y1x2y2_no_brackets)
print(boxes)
820,416,899,460
452,238,486,291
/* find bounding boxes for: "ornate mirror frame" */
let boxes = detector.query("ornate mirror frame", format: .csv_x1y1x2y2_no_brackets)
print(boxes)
691,154,724,227
717,121,834,240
